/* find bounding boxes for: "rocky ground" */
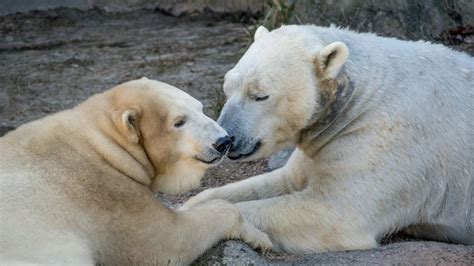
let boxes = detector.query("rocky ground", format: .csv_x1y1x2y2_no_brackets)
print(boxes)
1,8,472,264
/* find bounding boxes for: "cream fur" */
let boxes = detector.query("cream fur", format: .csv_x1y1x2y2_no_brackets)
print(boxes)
183,25,474,253
0,78,271,265
254,25,270,41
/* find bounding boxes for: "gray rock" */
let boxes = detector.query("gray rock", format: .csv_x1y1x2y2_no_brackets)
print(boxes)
195,240,474,265
0,0,265,16
148,0,264,17
0,126,15,137
193,241,268,265
293,0,474,48
267,148,294,171
0,0,89,15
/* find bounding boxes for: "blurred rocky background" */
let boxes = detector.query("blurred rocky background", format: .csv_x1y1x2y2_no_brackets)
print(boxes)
3,0,473,52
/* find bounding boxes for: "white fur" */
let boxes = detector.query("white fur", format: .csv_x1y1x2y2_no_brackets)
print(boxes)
0,79,272,264
316,41,349,80
254,25,269,40
183,25,474,253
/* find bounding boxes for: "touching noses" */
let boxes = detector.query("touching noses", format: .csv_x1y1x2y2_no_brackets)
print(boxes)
212,135,232,154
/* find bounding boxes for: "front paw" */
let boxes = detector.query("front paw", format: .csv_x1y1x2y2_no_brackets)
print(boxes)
179,189,217,211
237,219,273,252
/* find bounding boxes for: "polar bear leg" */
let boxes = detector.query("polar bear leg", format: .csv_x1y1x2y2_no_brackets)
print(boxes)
182,167,302,209
173,199,272,263
236,192,378,253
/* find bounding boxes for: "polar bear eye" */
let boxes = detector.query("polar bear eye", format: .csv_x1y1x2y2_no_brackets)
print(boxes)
255,95,269,102
174,117,187,128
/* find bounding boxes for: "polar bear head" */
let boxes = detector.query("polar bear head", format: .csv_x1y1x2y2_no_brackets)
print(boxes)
105,78,230,195
218,25,350,160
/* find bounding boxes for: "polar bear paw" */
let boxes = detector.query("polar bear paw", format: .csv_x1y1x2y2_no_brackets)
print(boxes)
179,189,218,210
237,219,273,252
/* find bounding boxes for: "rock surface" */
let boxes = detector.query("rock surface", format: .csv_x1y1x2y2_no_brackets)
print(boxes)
194,240,473,265
292,0,474,54
267,148,294,171
0,0,265,16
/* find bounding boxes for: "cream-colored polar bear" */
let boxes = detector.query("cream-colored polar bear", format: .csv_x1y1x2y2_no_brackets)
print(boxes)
183,25,474,253
0,78,271,265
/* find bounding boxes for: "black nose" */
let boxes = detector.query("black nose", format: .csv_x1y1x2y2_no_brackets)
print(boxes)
213,135,232,153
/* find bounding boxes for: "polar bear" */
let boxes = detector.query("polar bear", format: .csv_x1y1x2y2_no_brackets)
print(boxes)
0,78,271,265
183,25,474,253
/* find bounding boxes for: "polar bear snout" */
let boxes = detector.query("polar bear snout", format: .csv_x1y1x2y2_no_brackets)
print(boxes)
212,135,232,154
192,121,230,165
224,130,261,161
227,138,261,160
194,134,231,165
216,112,257,160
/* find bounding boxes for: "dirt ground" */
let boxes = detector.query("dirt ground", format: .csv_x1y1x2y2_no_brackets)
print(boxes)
1,8,473,264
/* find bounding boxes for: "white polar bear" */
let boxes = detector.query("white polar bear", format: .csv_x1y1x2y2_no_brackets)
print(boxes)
0,78,271,265
183,25,474,253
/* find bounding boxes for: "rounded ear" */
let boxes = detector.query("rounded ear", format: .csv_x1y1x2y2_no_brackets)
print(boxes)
119,107,142,144
254,26,269,41
315,41,349,80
